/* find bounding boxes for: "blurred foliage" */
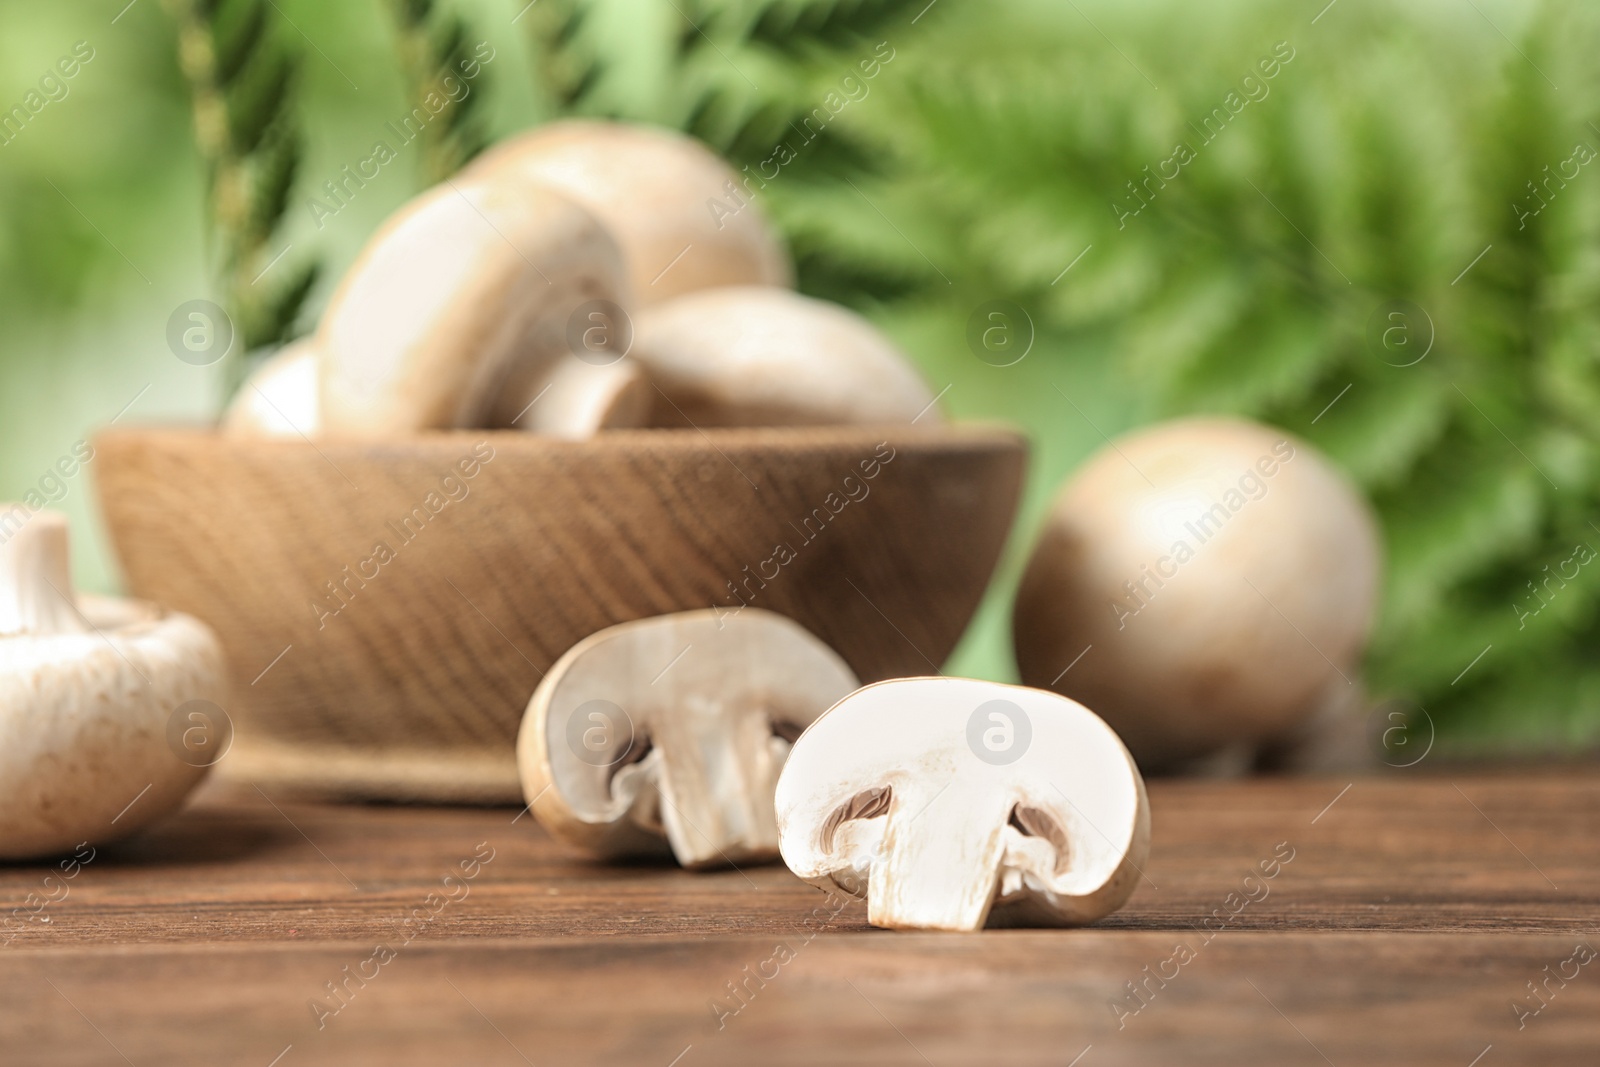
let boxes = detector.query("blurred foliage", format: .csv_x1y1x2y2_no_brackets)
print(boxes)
521,0,927,302
383,0,492,181
165,0,319,391
3,0,1599,751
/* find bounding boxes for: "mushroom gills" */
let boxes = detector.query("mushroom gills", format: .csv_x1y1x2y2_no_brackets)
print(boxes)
608,734,662,833
1007,804,1071,874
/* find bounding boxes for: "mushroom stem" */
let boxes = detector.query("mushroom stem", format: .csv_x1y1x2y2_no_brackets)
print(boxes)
869,787,1013,931
652,706,784,868
504,357,652,439
0,509,88,637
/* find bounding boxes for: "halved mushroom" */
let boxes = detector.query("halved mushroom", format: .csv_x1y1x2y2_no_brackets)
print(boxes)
317,177,647,439
222,338,320,438
776,677,1149,932
632,286,943,427
466,120,792,305
1012,417,1381,772
0,509,228,859
517,608,858,869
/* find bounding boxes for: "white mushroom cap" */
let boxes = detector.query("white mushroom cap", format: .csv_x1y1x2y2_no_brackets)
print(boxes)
466,120,792,305
317,177,637,438
517,608,858,869
0,510,228,859
1012,417,1381,770
632,286,942,427
222,339,320,438
776,677,1149,932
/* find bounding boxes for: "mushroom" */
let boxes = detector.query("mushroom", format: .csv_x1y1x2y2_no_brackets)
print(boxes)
317,177,648,439
517,608,858,869
1012,417,1381,772
466,120,792,306
0,509,228,859
222,338,320,438
632,286,943,427
515,353,652,441
775,677,1149,932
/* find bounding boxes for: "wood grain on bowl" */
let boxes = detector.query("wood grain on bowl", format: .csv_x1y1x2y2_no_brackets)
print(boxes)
92,425,1025,802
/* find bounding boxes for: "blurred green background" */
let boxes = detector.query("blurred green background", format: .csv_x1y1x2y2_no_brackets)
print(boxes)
4,0,1599,752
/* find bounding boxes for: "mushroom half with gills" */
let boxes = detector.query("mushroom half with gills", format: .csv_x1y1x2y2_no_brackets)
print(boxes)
776,678,1150,932
0,509,229,859
517,609,859,869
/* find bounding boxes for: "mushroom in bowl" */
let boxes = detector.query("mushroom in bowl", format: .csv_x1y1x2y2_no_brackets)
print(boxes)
632,286,943,427
466,120,792,305
776,677,1149,932
223,338,320,439
317,178,648,440
517,608,858,869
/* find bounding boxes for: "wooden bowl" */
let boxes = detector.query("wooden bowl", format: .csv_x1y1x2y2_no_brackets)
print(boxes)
93,425,1026,802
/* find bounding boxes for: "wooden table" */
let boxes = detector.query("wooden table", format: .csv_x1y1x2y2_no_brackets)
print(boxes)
2,770,1597,1065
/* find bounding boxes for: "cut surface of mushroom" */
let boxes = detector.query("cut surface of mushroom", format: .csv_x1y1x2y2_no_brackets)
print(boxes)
776,677,1149,932
222,339,320,438
633,286,942,427
317,178,630,438
1012,417,1381,771
0,509,228,859
467,120,792,305
517,608,858,869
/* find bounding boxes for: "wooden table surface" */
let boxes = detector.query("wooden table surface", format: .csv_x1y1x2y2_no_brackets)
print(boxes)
2,769,1597,1066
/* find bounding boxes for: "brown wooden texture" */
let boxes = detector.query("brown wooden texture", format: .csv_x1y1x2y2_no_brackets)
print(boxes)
2,771,1597,1065
92,426,1024,802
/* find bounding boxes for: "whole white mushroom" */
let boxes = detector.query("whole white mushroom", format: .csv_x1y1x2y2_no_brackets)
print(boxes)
1012,417,1381,772
317,177,646,439
222,338,320,439
465,120,792,305
0,509,229,858
631,286,942,427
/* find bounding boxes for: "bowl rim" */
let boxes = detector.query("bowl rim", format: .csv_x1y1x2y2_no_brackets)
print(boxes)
95,421,1030,455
